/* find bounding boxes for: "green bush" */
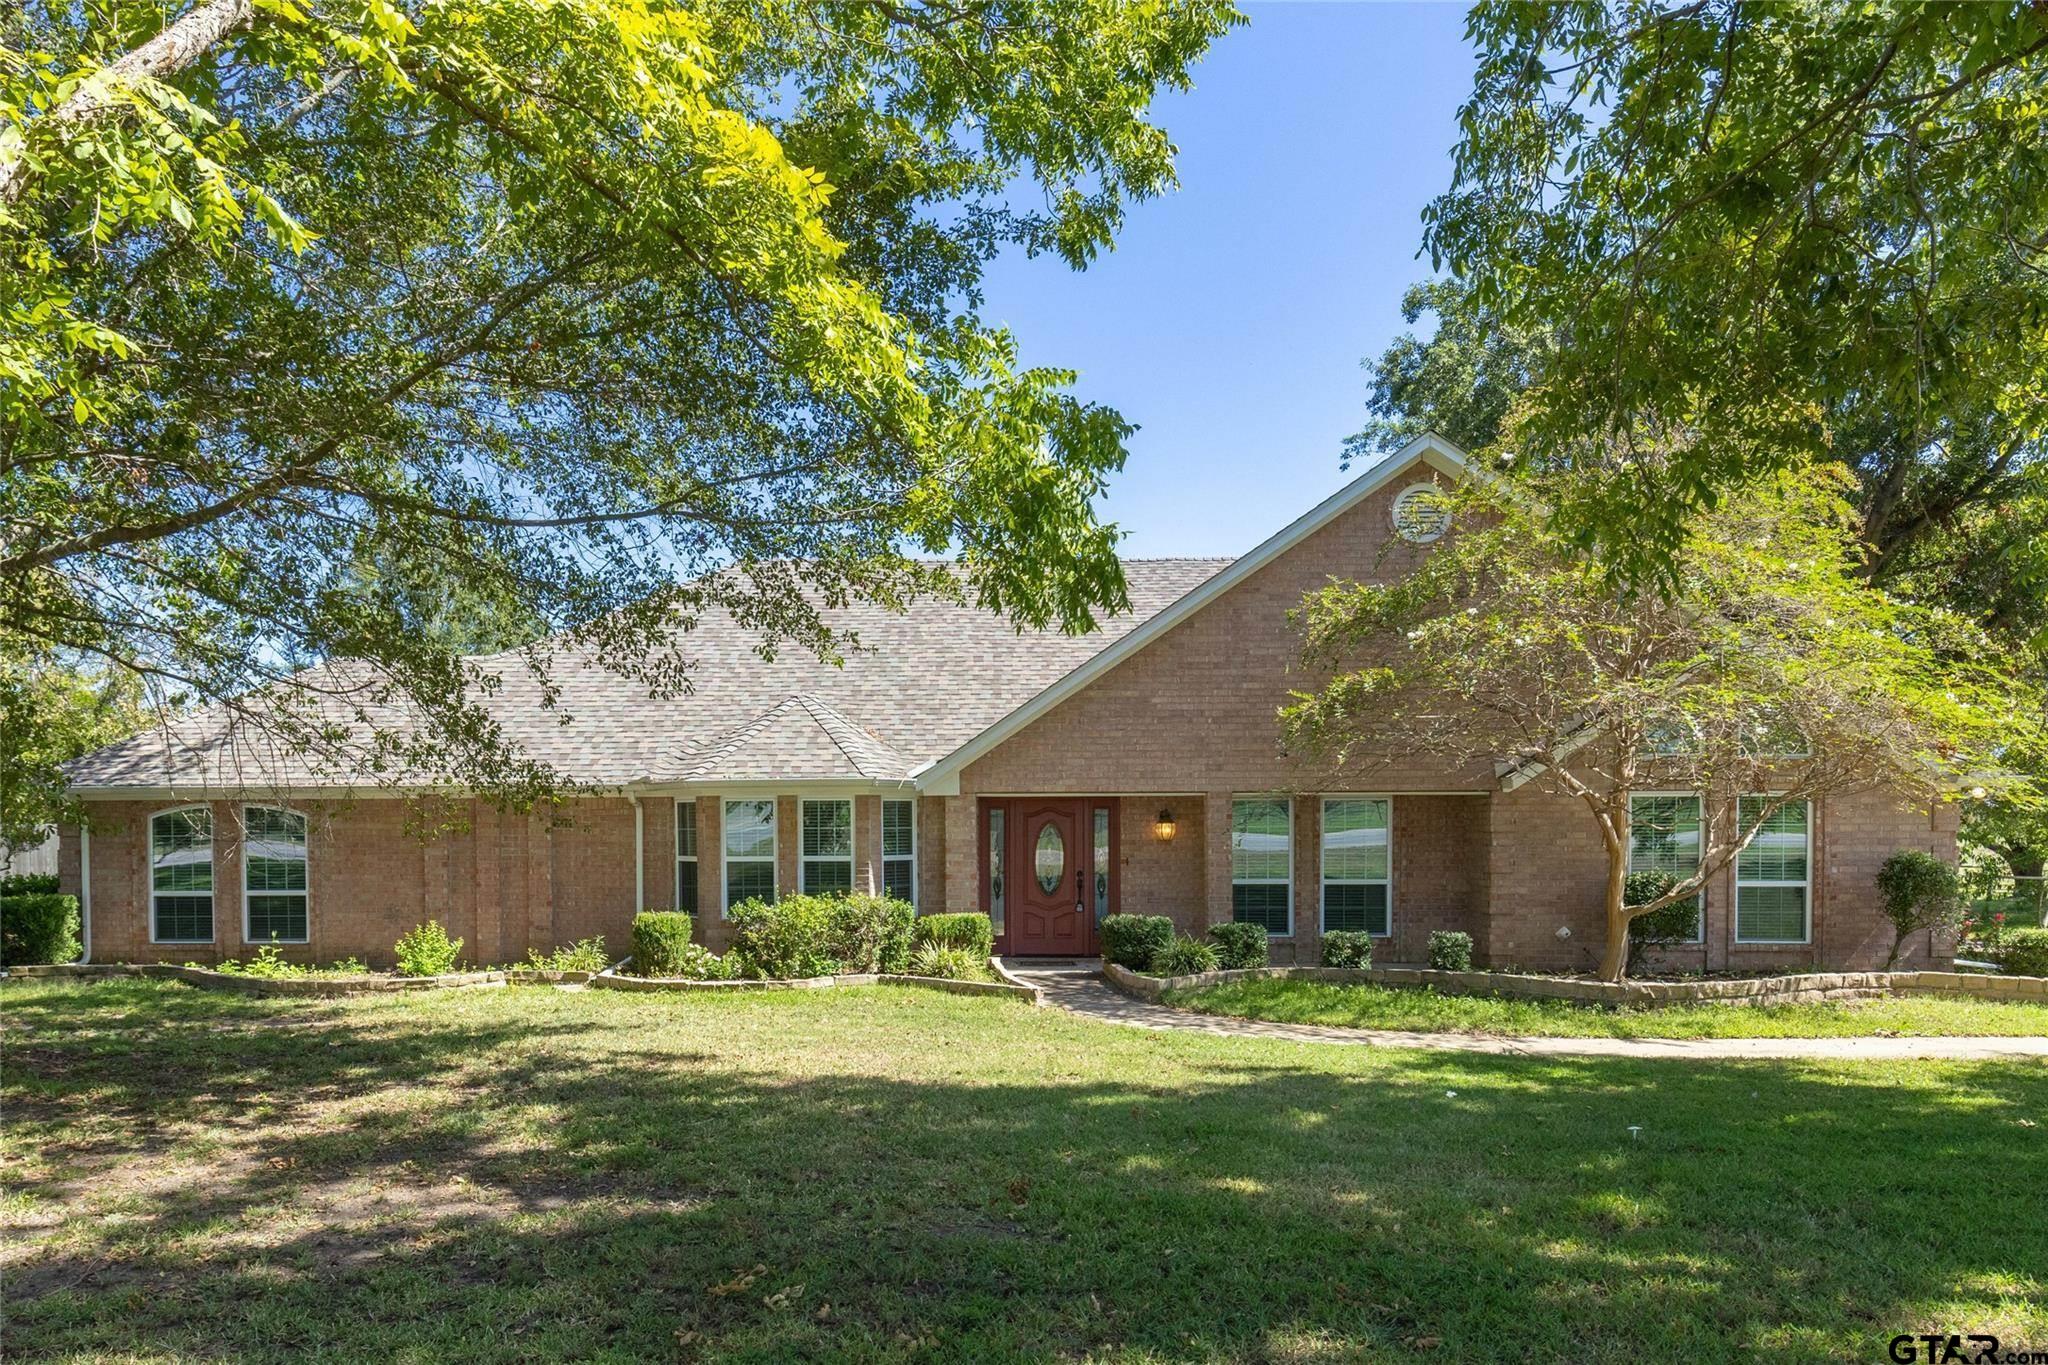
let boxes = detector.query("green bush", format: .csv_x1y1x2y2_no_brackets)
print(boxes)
526,936,610,973
631,912,695,976
216,943,308,979
1623,869,1700,973
1319,930,1373,969
829,895,917,973
728,896,842,978
1208,920,1270,969
1099,913,1175,971
906,942,989,981
0,892,81,966
1151,935,1220,976
1997,927,2048,978
393,920,463,977
668,942,730,980
1427,930,1473,971
1,873,60,896
913,912,994,959
1876,850,1964,969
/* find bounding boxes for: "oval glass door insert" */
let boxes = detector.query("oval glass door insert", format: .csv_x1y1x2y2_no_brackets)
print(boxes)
1034,824,1065,894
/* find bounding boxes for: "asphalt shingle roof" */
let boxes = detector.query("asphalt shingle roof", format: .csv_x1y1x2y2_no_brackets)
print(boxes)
65,559,1232,791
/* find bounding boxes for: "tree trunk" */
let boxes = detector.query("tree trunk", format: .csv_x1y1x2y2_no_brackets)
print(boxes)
1596,847,1631,982
0,0,256,205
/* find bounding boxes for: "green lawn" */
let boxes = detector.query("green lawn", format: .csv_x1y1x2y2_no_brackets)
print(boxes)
1163,978,2048,1040
3,979,2045,1363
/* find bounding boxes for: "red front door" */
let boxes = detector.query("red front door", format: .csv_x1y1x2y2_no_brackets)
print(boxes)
1009,800,1090,956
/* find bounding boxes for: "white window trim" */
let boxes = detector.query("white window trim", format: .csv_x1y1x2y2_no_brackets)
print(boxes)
881,798,917,907
1734,795,1812,945
675,799,698,912
800,798,856,897
721,797,778,917
240,805,310,945
1627,791,1705,945
1319,795,1394,938
1230,795,1294,938
148,804,217,946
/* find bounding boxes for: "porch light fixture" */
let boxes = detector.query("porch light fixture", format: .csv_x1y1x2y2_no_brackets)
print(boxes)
1154,808,1177,842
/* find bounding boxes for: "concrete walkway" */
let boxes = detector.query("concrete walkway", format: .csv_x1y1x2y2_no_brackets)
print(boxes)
997,962,2048,1061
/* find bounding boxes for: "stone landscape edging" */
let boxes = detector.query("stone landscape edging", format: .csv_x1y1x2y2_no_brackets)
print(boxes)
1101,961,2048,1008
4,961,506,996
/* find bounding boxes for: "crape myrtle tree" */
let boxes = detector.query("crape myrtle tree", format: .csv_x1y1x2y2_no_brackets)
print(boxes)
0,0,1242,830
1279,465,2032,982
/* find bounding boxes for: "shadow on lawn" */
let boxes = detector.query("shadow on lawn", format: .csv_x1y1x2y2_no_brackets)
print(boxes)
3,980,2045,1363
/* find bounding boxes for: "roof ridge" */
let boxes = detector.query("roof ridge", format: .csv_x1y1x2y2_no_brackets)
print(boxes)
795,694,907,781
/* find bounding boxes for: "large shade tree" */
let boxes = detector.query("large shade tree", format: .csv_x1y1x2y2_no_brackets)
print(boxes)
1421,0,2048,588
0,0,1242,830
1280,465,2032,982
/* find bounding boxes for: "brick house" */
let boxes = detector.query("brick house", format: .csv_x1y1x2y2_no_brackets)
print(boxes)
57,435,1956,971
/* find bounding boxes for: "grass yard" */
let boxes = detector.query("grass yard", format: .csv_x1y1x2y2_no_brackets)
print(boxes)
3,979,2045,1363
1163,978,2048,1040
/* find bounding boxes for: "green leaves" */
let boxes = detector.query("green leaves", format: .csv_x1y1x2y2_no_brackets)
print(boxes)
1,0,1240,811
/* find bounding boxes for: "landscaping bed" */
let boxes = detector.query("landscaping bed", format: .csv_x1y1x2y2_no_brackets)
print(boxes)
4,977,2045,1361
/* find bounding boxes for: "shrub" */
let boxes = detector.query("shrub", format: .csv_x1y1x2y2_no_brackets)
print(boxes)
1208,921,1270,970
1099,913,1175,971
1,872,60,896
1151,935,1220,976
668,942,730,980
1320,930,1373,969
913,912,994,959
631,912,695,976
216,943,308,979
1427,930,1473,971
906,942,989,981
1997,927,2048,978
1876,850,1964,969
527,936,609,974
829,895,917,974
728,896,842,979
393,920,463,977
1622,870,1700,973
0,892,81,966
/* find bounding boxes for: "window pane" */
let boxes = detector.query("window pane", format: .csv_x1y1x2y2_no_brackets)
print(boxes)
988,810,1005,935
1093,808,1110,923
154,895,213,943
247,894,306,942
724,800,775,859
677,858,699,915
1034,824,1065,894
1629,795,1701,879
1738,885,1807,942
1322,883,1388,936
153,859,213,894
803,860,852,896
1738,799,1809,882
1233,882,1290,933
1231,799,1290,881
676,801,697,859
883,860,914,902
1322,799,1389,881
802,800,851,858
727,860,775,907
882,801,914,858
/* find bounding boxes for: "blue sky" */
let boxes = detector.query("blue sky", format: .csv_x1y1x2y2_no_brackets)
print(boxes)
976,2,1477,558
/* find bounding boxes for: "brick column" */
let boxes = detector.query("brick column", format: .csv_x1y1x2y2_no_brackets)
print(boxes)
525,812,553,957
216,800,246,961
1202,791,1233,933
854,795,883,896
943,795,979,919
1294,795,1321,965
697,796,727,950
776,795,800,897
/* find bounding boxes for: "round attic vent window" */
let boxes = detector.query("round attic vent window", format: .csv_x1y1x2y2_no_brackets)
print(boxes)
1391,483,1452,544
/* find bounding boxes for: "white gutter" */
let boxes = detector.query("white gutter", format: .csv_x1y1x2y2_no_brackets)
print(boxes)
629,794,644,911
79,825,92,964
